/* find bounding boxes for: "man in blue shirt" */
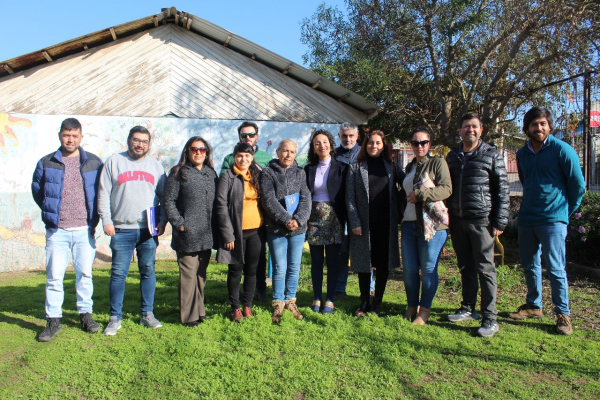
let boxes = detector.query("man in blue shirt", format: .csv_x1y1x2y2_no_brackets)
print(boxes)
509,107,585,335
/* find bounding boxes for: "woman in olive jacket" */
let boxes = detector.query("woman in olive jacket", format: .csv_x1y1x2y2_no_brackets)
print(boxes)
163,136,217,327
399,127,452,325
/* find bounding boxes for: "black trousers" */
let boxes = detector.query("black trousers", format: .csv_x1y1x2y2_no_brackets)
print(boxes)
358,268,389,301
255,226,268,292
357,222,390,300
227,229,262,308
450,218,498,320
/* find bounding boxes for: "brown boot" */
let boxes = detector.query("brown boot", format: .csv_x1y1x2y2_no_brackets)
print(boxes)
230,308,243,323
508,303,543,320
272,301,285,323
556,314,573,335
413,307,430,325
284,298,304,320
242,306,254,318
404,306,418,321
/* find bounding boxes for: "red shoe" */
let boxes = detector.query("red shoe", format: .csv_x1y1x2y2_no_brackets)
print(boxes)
230,308,243,322
242,306,254,318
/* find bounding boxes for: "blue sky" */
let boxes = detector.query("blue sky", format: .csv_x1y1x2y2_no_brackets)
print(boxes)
0,0,346,66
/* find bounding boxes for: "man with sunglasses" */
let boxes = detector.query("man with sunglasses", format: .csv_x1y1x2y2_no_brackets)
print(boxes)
445,113,509,337
220,121,272,175
220,121,272,302
32,118,104,341
98,126,167,336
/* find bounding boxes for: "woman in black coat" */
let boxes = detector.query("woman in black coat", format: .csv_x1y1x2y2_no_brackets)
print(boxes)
304,129,347,313
163,136,217,327
215,143,265,322
346,130,403,316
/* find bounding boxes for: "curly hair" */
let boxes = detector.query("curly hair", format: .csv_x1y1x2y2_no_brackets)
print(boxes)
307,129,337,164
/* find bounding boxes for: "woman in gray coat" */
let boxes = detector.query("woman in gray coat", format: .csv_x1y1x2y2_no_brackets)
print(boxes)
215,143,264,322
346,130,403,316
260,139,312,323
163,136,217,327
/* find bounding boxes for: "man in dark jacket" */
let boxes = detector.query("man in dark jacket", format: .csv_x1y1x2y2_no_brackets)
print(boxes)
31,118,104,342
445,113,509,337
334,122,361,299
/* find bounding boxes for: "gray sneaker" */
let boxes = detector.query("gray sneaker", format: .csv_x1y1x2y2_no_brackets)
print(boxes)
477,319,500,337
103,316,122,336
448,305,480,322
140,312,162,329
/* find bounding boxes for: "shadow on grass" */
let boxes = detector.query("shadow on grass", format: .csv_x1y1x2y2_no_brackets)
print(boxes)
352,319,600,385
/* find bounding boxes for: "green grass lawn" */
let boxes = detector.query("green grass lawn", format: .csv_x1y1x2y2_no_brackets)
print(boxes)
1,248,599,399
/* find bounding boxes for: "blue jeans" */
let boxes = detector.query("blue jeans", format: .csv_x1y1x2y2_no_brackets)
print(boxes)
109,228,158,319
267,232,306,302
401,222,447,309
45,228,96,318
518,223,569,315
310,243,341,303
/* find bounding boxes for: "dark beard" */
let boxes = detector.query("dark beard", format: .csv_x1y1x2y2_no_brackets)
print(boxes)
128,149,148,160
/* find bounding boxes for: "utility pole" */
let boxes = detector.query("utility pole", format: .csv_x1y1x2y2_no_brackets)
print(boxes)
583,69,591,190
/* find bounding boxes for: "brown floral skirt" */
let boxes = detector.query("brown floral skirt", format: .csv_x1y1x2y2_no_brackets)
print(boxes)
307,201,343,246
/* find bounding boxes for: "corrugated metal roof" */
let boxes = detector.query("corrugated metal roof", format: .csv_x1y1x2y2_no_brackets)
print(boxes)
0,7,378,117
0,24,368,123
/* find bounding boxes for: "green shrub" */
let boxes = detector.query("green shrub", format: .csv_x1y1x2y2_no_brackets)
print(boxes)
566,191,600,267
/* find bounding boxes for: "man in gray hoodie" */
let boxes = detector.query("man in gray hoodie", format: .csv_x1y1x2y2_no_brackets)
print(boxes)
97,126,167,335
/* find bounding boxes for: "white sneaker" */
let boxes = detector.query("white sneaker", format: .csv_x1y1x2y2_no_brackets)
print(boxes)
140,312,162,329
103,316,122,336
477,319,500,337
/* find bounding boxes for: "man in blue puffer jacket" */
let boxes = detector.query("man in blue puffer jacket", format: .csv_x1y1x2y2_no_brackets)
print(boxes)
31,118,103,342
509,107,585,335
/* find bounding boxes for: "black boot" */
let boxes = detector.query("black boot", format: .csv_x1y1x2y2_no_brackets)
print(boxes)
80,313,101,333
38,318,62,342
370,298,382,316
355,297,371,317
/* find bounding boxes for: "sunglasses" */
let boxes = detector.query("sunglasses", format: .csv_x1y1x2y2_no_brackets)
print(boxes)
411,140,430,147
240,132,257,139
189,147,207,154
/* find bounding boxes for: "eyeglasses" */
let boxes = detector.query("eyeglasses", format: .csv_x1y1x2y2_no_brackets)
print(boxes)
190,147,207,154
240,132,257,139
131,138,149,145
411,140,430,147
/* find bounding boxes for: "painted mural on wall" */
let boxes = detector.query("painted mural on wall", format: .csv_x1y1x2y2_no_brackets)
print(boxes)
0,113,340,272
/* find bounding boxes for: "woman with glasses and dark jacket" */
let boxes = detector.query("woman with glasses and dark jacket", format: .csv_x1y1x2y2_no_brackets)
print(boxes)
346,130,404,317
163,137,217,327
304,129,348,314
215,143,264,322
400,127,452,325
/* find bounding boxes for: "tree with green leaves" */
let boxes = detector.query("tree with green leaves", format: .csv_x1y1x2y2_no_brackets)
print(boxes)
301,0,599,145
